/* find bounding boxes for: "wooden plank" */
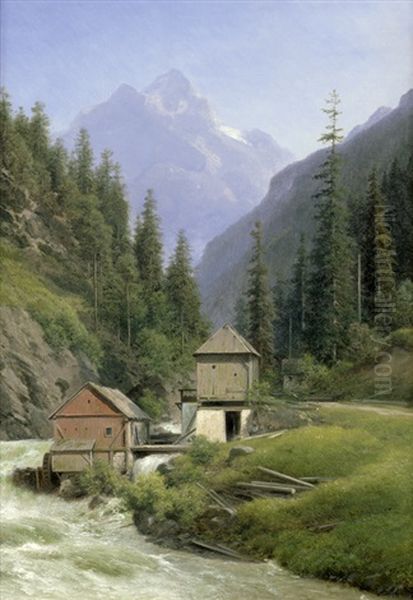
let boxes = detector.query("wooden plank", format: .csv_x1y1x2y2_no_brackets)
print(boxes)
190,539,251,561
235,482,296,495
301,476,334,483
250,480,310,492
131,444,189,453
257,467,314,489
196,483,236,515
173,428,196,445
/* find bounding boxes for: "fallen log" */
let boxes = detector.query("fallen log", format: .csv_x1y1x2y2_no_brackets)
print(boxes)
309,522,341,532
235,482,296,495
196,483,236,515
257,467,314,489
268,430,288,439
251,480,310,492
190,539,254,561
300,476,334,484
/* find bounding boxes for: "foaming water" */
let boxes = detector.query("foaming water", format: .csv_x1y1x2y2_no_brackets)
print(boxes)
0,440,384,600
133,453,181,479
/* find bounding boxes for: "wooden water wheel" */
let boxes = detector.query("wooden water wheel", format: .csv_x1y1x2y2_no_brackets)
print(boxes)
41,452,53,490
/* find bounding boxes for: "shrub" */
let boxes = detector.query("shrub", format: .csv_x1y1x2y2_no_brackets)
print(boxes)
121,472,170,517
394,280,413,329
344,322,376,364
77,460,123,496
391,328,413,351
188,435,221,465
137,388,166,420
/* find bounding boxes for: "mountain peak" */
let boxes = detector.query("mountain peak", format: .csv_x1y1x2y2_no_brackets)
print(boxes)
347,105,392,140
399,89,413,109
110,83,141,103
145,69,193,98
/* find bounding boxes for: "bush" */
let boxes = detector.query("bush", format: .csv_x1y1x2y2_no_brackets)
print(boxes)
121,473,207,528
188,436,221,465
391,328,413,351
137,388,166,420
394,280,413,329
344,322,376,364
76,460,123,496
121,472,170,516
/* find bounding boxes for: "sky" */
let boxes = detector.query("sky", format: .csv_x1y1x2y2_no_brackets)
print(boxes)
1,0,412,158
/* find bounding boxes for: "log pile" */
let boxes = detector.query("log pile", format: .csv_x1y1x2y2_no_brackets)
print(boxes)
224,467,329,503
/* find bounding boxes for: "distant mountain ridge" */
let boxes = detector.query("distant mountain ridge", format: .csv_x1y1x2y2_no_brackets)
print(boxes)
197,89,413,325
63,70,294,258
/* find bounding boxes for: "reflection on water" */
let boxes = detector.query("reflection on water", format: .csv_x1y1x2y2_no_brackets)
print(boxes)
0,440,383,600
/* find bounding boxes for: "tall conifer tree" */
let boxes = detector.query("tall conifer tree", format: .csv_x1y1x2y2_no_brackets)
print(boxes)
289,234,308,353
134,190,163,295
166,230,207,351
306,91,354,363
246,220,275,374
72,128,95,194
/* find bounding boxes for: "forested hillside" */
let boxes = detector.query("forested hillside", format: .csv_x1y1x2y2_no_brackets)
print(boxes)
0,91,208,438
198,89,413,326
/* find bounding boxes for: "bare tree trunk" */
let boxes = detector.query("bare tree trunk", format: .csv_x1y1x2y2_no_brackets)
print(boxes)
126,283,131,348
288,316,293,359
93,253,98,331
357,252,362,323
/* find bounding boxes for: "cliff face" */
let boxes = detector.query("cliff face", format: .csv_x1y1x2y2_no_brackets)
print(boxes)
0,307,97,440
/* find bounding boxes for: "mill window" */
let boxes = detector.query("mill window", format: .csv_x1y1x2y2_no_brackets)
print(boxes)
105,427,113,437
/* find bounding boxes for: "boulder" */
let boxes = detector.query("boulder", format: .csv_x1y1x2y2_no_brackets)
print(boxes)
228,446,255,463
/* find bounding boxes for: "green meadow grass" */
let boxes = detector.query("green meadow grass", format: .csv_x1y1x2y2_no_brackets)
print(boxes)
0,241,101,361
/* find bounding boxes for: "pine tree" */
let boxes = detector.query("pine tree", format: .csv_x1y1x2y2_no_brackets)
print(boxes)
383,159,413,282
29,101,50,164
374,175,396,330
273,277,290,360
289,234,308,353
72,128,95,195
95,150,129,258
134,190,163,295
306,91,354,363
0,90,33,211
166,230,207,352
234,292,248,337
246,220,275,374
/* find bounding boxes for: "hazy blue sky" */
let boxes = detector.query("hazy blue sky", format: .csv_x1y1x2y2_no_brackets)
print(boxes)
1,1,412,157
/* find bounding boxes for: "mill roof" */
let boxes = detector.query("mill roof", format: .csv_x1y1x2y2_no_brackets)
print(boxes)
194,324,260,357
48,381,151,421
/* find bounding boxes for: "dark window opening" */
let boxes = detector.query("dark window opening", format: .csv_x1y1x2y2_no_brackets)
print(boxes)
212,365,216,370
105,427,113,437
234,372,237,377
225,412,241,441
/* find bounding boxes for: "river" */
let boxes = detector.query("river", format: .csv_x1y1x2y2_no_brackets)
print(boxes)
0,440,383,600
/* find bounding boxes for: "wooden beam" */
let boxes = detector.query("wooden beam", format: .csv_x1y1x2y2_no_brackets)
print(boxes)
257,467,315,489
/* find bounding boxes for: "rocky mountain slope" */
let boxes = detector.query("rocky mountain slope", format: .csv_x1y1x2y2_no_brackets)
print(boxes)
197,90,413,325
63,70,293,257
0,307,97,440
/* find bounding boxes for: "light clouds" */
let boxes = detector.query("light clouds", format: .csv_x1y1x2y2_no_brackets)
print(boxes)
1,0,412,158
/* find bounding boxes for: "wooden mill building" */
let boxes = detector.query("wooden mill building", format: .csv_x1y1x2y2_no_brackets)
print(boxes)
48,382,150,474
183,324,260,442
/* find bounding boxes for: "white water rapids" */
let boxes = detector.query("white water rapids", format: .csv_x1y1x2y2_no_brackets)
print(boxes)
0,440,384,600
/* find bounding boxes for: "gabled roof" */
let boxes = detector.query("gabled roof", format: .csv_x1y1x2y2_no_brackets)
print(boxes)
194,324,260,357
49,382,151,421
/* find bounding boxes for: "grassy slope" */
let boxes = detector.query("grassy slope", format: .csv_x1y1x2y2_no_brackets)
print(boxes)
0,241,101,361
78,405,413,595
171,407,413,595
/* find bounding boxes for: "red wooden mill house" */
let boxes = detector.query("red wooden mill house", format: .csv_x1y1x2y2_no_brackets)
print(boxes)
46,382,151,477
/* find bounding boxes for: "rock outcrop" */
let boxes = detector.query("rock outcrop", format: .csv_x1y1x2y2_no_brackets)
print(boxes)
0,306,97,440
